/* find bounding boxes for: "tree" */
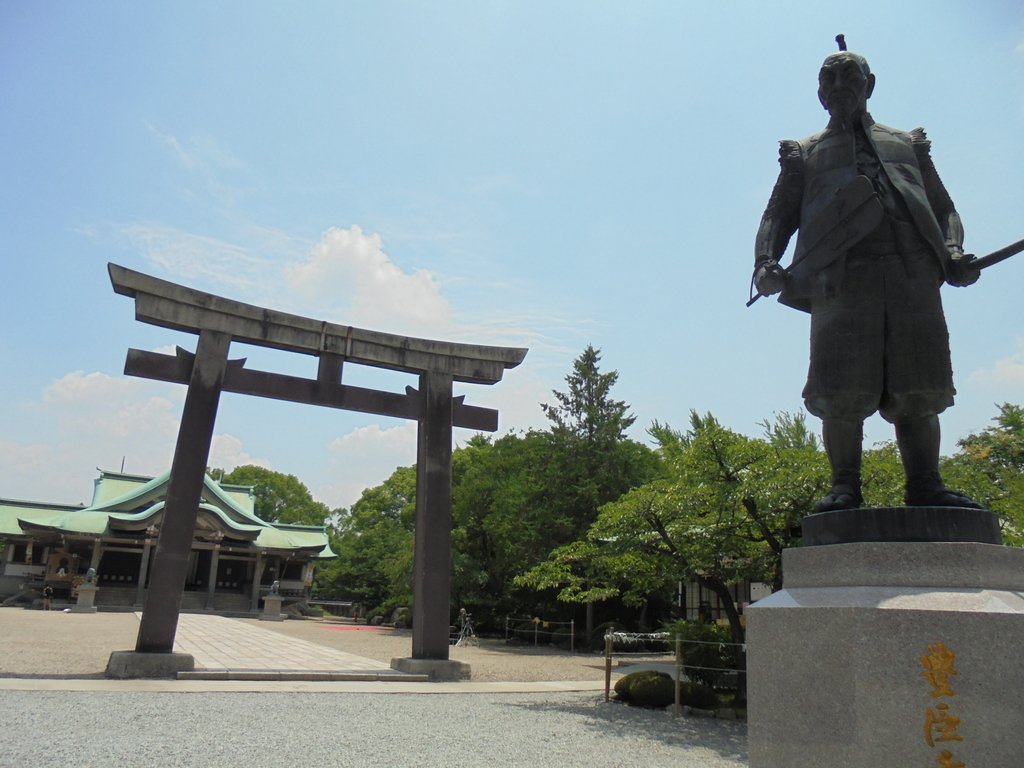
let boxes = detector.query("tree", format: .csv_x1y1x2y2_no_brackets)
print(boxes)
535,346,659,635
316,465,417,611
541,346,642,538
519,411,835,700
218,465,331,526
944,403,1024,545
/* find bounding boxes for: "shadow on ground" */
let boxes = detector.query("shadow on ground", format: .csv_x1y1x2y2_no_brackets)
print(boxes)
499,695,749,763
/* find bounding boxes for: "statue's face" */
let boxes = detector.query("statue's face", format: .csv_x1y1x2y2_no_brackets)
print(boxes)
817,53,874,121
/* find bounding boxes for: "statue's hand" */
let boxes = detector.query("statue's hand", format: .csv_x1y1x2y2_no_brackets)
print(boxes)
947,252,980,287
754,260,787,296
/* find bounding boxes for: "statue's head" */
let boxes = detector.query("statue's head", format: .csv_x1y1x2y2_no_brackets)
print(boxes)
817,37,875,124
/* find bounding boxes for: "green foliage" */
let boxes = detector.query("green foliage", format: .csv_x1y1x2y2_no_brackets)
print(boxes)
522,411,829,620
540,345,658,539
218,465,331,526
626,671,676,708
315,466,416,607
614,670,719,709
661,620,735,688
454,348,658,627
614,670,671,705
946,403,1024,546
678,681,719,709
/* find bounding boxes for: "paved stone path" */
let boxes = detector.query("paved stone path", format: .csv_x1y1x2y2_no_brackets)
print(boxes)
171,613,398,674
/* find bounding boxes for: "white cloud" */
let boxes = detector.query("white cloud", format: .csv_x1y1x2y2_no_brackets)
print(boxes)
285,226,451,334
119,222,270,291
208,434,272,473
0,373,186,505
144,120,195,171
967,340,1024,390
315,422,418,510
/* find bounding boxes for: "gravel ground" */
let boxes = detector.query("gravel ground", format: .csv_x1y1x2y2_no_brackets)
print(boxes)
0,608,748,767
0,608,626,682
0,690,749,768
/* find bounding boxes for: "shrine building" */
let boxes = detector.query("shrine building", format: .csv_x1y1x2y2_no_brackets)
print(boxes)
0,469,335,613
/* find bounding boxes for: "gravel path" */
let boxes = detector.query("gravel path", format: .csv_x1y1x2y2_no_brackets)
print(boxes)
0,608,749,767
0,609,623,682
0,690,749,768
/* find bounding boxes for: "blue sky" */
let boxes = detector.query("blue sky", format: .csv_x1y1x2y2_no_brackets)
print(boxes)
2,2,1023,510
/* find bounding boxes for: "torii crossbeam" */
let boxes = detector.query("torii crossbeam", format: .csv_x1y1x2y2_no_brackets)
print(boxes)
105,263,527,679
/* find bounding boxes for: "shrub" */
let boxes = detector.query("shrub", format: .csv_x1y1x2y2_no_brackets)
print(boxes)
629,673,676,708
678,682,718,710
614,670,674,708
614,671,720,710
660,620,735,688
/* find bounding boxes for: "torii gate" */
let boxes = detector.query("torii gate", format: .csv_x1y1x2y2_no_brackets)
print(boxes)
103,263,527,679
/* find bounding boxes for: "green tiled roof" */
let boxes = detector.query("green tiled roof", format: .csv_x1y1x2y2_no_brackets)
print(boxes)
0,471,333,558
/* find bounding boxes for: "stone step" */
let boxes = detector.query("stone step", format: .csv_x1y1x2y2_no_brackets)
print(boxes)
177,669,430,682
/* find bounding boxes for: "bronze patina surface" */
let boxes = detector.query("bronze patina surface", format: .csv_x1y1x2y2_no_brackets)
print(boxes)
752,37,986,525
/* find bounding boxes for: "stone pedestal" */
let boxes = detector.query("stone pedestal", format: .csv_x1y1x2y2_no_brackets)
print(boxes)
70,584,98,613
747,541,1024,767
391,657,470,681
106,650,195,679
259,594,284,621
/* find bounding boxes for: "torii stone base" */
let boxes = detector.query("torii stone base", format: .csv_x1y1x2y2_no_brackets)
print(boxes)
106,650,195,679
747,540,1024,767
390,657,471,681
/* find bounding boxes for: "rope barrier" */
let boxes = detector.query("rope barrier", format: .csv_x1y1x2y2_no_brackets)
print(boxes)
504,615,576,652
603,629,746,711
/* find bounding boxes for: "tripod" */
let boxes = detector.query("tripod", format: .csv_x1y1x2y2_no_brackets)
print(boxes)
456,608,478,647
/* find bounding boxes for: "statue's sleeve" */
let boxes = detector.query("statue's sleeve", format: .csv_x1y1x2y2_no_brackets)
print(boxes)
755,140,804,270
912,128,964,251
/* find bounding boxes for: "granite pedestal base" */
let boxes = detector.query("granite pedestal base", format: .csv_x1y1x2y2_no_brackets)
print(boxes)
747,542,1024,768
391,657,470,681
70,584,98,613
106,650,195,679
259,594,285,621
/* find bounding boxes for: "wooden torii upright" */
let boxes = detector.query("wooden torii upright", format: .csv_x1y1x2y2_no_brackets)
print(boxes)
104,263,527,679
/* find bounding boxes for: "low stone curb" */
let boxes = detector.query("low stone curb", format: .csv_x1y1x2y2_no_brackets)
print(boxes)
178,669,430,682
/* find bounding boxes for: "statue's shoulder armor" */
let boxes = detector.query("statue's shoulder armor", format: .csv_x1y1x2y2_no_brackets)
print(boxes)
777,138,804,171
870,121,913,140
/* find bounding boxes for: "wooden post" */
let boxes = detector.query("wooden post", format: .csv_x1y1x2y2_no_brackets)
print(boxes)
604,632,614,702
205,542,221,610
135,538,153,607
250,551,264,612
135,330,230,654
411,370,454,660
674,632,683,716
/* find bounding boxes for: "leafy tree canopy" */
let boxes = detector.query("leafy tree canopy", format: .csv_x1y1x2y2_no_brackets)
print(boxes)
217,465,331,526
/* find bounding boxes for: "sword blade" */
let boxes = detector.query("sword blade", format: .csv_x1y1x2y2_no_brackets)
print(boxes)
974,237,1024,271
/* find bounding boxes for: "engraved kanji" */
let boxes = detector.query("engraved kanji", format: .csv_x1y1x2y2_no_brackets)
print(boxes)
924,703,963,748
921,642,958,698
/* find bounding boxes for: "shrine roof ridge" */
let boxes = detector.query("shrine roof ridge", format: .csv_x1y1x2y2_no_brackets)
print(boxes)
109,263,528,384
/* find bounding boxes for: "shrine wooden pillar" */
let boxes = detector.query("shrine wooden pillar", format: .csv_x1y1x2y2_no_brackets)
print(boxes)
135,330,229,654
412,371,454,659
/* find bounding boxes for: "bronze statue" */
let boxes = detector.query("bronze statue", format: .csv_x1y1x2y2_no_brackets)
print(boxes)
752,36,983,513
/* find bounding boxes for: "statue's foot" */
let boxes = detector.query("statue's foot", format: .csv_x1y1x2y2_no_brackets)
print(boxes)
813,484,863,513
905,487,985,510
